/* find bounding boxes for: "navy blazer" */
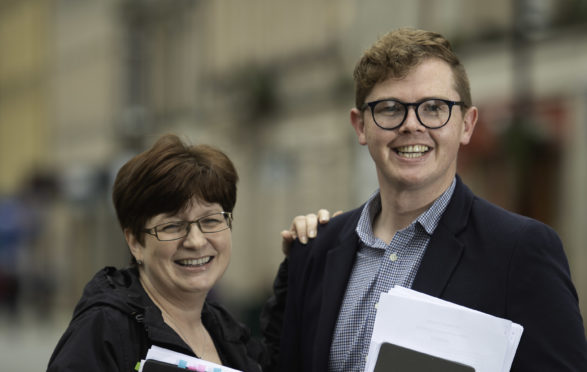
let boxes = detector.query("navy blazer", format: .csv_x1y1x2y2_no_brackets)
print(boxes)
279,176,587,372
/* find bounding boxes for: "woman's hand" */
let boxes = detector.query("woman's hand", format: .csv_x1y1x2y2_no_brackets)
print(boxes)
281,209,342,255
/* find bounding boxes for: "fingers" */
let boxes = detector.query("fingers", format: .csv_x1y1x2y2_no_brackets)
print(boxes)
292,213,318,244
293,209,343,243
317,209,330,224
281,209,344,257
281,230,296,256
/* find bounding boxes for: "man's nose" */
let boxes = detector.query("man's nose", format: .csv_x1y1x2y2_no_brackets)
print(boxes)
399,106,425,132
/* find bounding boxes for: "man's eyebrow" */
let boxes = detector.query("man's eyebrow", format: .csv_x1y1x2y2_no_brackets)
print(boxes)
369,95,454,102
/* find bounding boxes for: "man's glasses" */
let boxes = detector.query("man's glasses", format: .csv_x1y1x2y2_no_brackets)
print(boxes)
143,212,233,241
362,98,466,130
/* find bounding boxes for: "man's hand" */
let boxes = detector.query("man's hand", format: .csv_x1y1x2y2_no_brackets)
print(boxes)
281,209,342,255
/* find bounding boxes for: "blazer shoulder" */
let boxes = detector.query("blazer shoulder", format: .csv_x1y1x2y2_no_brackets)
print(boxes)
446,179,561,252
291,206,362,255
471,195,556,234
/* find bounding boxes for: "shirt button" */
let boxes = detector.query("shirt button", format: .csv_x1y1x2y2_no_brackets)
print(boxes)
389,253,398,262
375,302,379,309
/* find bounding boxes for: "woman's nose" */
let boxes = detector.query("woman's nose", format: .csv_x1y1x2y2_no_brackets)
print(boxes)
183,224,208,247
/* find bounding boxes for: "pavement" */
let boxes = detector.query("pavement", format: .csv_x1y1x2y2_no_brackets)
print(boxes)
0,311,70,372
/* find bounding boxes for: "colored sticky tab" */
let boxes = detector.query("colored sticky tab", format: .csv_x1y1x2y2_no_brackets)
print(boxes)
144,345,243,372
134,361,141,371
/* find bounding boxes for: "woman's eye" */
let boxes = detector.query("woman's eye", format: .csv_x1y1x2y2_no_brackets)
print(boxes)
200,217,222,226
160,223,184,233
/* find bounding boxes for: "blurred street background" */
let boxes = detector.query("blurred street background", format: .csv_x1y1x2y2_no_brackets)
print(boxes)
1,0,587,370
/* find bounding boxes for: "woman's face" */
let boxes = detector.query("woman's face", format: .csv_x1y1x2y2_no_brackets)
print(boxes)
127,198,232,300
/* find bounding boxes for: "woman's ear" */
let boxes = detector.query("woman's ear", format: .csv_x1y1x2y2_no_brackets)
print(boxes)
125,229,144,264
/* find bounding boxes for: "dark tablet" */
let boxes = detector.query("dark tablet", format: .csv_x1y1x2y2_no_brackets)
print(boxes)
373,342,476,371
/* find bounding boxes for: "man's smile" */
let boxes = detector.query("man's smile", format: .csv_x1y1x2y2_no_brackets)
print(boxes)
394,144,431,158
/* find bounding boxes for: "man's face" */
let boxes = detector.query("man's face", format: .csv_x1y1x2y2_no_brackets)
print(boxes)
351,58,477,195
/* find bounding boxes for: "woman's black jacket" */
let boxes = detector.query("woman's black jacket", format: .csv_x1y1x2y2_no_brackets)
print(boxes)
46,266,279,372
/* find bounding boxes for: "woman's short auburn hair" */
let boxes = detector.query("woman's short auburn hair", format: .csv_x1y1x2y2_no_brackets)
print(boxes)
353,28,472,109
112,134,238,246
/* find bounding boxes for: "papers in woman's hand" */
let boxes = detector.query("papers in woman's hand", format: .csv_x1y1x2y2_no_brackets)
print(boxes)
138,345,242,372
365,286,523,372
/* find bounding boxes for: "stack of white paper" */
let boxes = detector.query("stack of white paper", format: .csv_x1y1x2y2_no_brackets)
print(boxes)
138,345,242,372
365,286,523,372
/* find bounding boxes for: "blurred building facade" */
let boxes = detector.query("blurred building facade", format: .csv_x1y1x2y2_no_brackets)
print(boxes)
1,0,587,333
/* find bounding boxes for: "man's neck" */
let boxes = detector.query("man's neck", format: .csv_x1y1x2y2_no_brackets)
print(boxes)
373,176,454,243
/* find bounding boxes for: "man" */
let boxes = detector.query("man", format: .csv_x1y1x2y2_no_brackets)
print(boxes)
269,28,587,371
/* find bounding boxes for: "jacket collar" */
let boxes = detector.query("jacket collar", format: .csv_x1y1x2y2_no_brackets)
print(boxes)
101,268,249,352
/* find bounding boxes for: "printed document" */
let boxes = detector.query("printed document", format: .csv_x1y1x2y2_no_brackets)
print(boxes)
365,286,523,372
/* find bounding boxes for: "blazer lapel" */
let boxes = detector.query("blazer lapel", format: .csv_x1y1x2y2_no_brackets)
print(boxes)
313,213,361,370
411,175,473,297
411,223,464,296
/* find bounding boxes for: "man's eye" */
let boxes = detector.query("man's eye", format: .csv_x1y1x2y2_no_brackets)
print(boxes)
421,101,446,113
376,103,403,115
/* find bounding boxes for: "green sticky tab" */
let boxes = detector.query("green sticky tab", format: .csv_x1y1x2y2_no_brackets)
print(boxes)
134,361,141,371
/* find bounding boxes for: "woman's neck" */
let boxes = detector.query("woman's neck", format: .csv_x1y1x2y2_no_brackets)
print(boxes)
139,273,221,363
139,273,205,325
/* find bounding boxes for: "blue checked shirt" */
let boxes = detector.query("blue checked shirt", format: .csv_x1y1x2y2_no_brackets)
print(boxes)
328,178,456,372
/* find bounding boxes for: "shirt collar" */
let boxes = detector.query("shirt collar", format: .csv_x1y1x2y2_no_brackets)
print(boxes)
357,178,456,244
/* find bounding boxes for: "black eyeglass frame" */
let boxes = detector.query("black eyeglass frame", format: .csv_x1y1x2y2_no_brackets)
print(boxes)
143,211,233,241
362,98,467,130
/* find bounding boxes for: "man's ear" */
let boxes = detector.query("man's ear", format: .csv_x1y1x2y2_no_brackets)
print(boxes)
125,229,144,263
350,108,368,145
460,106,478,145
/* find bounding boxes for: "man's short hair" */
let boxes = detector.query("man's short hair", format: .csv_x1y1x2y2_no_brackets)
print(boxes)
353,28,472,109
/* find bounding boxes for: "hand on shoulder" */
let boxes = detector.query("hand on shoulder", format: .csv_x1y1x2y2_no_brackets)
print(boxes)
281,209,342,255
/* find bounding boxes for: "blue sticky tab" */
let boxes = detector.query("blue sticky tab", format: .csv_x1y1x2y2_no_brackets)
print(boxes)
178,359,188,368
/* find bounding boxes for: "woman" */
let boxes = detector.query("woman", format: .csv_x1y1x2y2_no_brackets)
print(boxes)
47,134,279,371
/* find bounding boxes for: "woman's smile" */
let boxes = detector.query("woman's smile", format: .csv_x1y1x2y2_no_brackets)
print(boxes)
175,256,214,268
